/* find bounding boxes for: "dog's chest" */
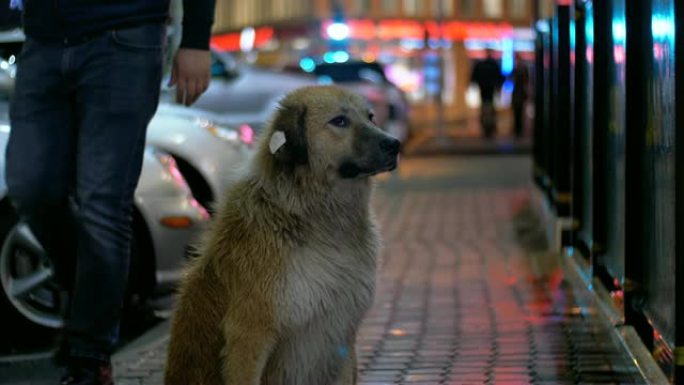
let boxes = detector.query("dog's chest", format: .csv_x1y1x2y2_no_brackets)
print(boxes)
277,243,376,329
267,245,376,384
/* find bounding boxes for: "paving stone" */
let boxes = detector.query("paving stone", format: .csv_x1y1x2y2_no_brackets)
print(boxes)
112,157,650,385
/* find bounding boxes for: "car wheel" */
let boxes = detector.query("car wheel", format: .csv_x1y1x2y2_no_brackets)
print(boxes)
0,221,61,348
0,218,153,339
170,155,215,214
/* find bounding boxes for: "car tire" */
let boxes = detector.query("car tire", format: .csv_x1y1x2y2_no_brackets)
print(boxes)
0,202,156,348
0,205,59,349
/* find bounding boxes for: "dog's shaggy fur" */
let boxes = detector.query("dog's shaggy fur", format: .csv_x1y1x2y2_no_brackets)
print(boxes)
164,86,400,385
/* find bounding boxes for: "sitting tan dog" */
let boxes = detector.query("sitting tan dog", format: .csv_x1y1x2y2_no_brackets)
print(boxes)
164,86,400,385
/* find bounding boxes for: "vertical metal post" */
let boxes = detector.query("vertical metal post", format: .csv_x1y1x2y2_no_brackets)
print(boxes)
624,0,654,351
533,24,546,187
674,0,684,381
436,0,445,142
552,5,573,221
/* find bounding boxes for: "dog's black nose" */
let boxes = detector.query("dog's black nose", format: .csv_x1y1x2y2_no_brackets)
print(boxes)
380,137,401,154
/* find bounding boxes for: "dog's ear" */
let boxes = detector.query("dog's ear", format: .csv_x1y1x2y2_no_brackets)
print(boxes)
271,103,308,166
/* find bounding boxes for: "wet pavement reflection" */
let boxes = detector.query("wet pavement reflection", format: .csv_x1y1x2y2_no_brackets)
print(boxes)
112,156,647,385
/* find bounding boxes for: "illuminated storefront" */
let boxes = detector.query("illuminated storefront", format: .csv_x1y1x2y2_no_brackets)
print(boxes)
209,0,535,122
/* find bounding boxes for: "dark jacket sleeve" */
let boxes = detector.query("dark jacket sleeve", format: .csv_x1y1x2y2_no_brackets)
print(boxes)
180,0,216,50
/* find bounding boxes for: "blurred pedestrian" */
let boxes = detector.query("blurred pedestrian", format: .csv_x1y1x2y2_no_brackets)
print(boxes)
511,54,530,139
470,48,504,139
5,1,215,384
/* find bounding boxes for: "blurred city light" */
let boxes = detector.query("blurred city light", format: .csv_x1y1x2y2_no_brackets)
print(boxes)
239,27,255,52
535,20,550,33
323,52,336,63
322,51,349,64
299,57,316,72
326,22,350,41
332,51,350,63
501,38,514,75
399,39,424,51
651,14,674,40
612,20,626,43
317,75,334,85
210,27,273,52
291,37,311,50
502,79,514,94
361,53,376,63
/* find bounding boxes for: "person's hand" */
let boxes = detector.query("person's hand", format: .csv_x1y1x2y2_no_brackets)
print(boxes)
169,48,211,106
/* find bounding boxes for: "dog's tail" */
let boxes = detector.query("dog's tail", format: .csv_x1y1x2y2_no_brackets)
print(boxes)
164,265,226,385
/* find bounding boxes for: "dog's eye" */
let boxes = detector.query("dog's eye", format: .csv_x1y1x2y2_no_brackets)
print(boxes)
329,116,350,128
368,112,375,123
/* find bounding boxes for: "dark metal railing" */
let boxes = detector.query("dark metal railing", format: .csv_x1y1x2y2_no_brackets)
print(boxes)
533,0,681,382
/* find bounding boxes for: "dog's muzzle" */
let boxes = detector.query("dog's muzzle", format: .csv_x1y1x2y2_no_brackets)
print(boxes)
378,137,401,171
339,136,401,178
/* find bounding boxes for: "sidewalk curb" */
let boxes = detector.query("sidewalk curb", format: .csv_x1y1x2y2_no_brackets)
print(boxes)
404,136,532,156
563,254,671,385
530,187,670,385
113,320,170,365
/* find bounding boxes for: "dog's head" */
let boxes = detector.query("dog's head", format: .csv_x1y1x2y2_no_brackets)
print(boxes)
267,86,400,179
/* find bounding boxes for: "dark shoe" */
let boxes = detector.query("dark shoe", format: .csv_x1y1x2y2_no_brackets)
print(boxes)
59,360,113,385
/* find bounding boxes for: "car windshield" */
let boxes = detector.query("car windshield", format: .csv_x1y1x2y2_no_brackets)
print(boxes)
313,62,387,84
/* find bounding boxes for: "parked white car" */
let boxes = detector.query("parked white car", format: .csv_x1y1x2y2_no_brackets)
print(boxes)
0,122,210,332
161,51,316,133
0,32,255,335
146,102,254,212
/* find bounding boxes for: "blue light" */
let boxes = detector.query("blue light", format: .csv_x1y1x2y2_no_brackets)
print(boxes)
425,82,439,95
585,2,594,45
299,57,316,72
501,38,514,75
535,20,550,33
424,66,440,79
332,50,350,63
570,19,576,48
651,14,675,41
567,246,575,256
327,22,349,41
502,79,514,94
323,52,336,64
317,75,334,85
612,19,626,44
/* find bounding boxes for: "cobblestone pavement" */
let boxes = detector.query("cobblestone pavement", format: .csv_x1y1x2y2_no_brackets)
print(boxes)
114,156,647,385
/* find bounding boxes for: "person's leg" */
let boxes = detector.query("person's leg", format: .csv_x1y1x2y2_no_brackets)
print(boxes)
479,102,488,138
480,99,495,139
6,39,77,294
65,23,164,363
513,103,523,138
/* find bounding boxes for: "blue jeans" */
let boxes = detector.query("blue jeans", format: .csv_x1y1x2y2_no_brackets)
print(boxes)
6,23,164,362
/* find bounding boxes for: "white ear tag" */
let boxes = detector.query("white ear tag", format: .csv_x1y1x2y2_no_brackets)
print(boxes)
269,131,287,154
